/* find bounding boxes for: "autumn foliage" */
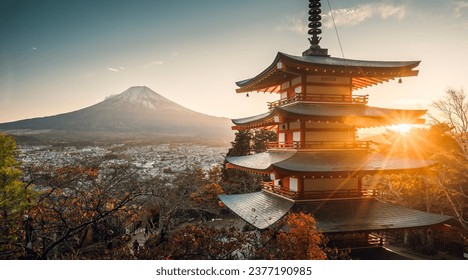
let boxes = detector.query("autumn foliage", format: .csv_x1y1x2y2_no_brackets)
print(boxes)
18,160,147,259
138,212,328,260
275,212,327,259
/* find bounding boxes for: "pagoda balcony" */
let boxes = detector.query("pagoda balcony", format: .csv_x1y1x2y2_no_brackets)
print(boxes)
261,181,379,200
266,140,372,150
267,93,368,110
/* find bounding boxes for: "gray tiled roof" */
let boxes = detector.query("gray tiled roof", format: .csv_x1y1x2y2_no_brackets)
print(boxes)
226,150,435,174
281,53,420,69
294,199,453,233
236,52,420,90
219,191,294,229
219,192,453,232
232,103,426,126
226,151,295,171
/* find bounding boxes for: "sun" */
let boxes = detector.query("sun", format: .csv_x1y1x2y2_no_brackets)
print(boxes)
388,124,415,135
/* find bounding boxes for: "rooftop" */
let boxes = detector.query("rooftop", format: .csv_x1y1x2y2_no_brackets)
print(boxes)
226,150,435,175
219,191,452,232
235,52,420,93
232,102,427,129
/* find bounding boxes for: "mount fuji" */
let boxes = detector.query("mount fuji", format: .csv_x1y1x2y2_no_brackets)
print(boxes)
0,86,233,143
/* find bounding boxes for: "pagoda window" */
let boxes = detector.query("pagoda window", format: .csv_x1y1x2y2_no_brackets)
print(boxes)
280,91,288,100
281,81,290,90
294,86,302,94
274,179,282,186
279,88,296,100
290,177,299,192
278,132,285,144
293,131,301,142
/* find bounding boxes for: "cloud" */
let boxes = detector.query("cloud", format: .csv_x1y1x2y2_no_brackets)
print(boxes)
322,3,407,28
106,66,125,72
454,1,468,17
277,15,308,34
278,2,407,33
143,60,164,69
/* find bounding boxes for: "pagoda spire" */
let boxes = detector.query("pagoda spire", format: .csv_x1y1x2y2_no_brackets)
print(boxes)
302,0,329,57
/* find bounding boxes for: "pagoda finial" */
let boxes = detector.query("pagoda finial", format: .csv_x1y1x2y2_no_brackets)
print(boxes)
303,0,329,56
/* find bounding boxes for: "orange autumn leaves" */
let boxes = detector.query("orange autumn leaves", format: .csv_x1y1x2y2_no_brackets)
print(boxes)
139,212,328,260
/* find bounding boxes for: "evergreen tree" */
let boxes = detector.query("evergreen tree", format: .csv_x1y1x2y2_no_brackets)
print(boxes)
252,129,277,153
226,130,252,156
222,129,273,194
0,134,35,259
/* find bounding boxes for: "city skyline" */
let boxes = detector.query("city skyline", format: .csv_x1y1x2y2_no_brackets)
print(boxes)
1,0,467,123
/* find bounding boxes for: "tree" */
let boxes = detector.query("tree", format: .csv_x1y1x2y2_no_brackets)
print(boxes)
428,88,468,231
0,134,36,259
24,159,148,259
378,123,461,159
222,129,275,194
190,182,224,212
430,88,468,159
226,130,253,157
255,212,328,260
143,165,225,246
226,129,277,156
138,224,250,259
252,129,277,153
373,121,468,232
137,212,329,260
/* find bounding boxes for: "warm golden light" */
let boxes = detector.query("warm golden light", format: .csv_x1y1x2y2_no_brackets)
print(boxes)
387,124,415,135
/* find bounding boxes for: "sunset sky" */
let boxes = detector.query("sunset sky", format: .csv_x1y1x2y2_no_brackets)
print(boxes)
1,0,467,123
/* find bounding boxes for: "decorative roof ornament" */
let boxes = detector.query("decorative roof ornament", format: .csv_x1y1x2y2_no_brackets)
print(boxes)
302,0,329,57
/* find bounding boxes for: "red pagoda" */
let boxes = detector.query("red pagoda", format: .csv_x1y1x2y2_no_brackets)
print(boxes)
219,0,451,248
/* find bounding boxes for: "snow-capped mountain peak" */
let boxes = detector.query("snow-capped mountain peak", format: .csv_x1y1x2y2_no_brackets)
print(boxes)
105,86,188,111
0,85,233,141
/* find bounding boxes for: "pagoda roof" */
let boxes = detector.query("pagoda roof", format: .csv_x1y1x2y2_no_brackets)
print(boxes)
226,150,435,175
236,52,420,93
232,103,426,129
219,192,294,229
296,199,452,233
219,192,452,231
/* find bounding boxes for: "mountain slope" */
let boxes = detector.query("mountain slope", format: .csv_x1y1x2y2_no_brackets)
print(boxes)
0,86,233,141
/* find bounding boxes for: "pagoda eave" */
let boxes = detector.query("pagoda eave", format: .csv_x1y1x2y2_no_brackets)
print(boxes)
236,52,421,93
219,192,452,231
226,151,436,175
231,103,427,129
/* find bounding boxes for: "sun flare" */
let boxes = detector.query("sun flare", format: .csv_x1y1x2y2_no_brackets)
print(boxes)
388,124,415,135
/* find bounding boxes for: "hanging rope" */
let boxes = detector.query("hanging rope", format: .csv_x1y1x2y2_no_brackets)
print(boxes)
326,0,345,59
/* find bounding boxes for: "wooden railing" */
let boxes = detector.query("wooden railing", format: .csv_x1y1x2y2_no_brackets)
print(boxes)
262,181,378,200
267,93,368,109
266,141,372,150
